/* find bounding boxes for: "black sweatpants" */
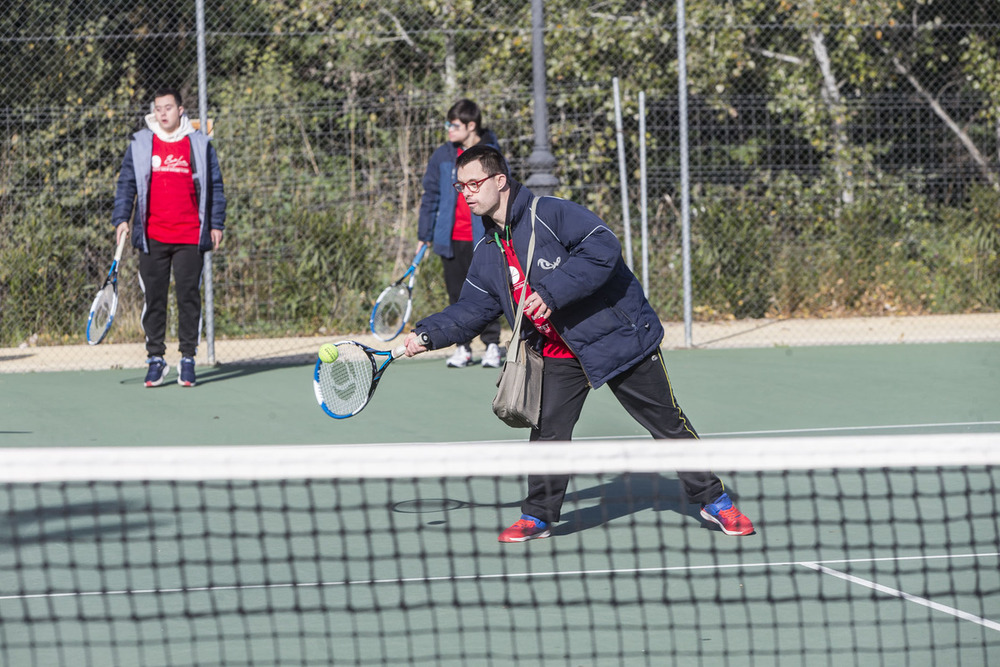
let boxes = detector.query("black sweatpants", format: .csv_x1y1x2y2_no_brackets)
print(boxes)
138,238,204,358
441,240,501,348
522,353,725,523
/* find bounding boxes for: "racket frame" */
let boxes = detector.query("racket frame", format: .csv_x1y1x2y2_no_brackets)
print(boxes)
86,233,128,345
369,245,427,341
313,341,407,419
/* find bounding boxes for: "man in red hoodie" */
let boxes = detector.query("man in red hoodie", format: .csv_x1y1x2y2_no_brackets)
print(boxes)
111,88,227,387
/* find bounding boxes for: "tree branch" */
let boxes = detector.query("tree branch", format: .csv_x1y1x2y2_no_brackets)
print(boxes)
887,49,999,190
749,48,804,66
809,27,854,205
379,8,427,59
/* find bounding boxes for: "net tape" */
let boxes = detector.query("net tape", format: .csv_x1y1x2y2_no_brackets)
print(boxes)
0,433,997,482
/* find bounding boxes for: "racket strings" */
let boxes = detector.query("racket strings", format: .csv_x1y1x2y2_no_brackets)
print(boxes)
316,346,375,416
87,284,117,343
371,285,409,340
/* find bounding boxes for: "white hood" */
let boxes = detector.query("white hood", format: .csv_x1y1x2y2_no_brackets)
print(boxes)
145,112,196,142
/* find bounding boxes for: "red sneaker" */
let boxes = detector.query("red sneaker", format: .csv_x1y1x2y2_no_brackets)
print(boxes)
700,493,755,536
498,515,551,543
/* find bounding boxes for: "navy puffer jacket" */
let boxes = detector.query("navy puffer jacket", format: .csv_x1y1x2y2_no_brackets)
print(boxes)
414,180,664,388
417,130,501,258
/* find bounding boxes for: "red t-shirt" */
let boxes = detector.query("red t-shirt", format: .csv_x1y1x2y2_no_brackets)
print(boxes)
148,136,200,244
499,237,575,358
451,147,473,242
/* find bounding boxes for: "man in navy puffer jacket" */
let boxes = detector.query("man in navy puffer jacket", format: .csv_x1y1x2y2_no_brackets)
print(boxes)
404,145,755,543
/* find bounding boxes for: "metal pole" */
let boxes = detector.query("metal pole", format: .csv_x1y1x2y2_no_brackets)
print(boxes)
525,0,558,195
677,0,693,347
639,91,649,296
612,78,633,269
195,0,215,365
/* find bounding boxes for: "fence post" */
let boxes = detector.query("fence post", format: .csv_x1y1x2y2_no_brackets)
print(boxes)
196,0,216,365
639,91,649,297
612,78,634,270
677,0,693,348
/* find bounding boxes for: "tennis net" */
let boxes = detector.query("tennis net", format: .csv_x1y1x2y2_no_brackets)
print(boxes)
0,434,998,666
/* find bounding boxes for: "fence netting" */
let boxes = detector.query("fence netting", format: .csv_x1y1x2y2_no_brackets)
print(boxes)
1,1,998,368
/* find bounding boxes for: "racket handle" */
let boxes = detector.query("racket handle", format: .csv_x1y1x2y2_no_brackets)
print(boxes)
392,345,407,359
114,231,128,261
413,244,428,266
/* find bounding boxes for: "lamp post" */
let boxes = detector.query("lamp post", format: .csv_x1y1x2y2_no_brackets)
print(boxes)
525,0,558,195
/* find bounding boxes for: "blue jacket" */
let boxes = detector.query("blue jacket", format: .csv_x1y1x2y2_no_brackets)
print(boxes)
112,128,227,253
418,130,500,258
415,181,665,388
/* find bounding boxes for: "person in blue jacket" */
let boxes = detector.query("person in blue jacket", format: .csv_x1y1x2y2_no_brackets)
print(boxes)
417,99,503,368
403,145,754,543
112,87,227,388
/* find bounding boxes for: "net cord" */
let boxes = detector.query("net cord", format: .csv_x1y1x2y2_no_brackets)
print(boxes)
0,433,997,482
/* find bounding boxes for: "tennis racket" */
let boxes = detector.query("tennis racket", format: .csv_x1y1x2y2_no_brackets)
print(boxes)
369,245,427,342
86,233,128,345
313,341,408,419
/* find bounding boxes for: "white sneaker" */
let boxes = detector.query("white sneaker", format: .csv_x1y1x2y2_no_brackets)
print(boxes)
481,343,503,368
446,345,473,368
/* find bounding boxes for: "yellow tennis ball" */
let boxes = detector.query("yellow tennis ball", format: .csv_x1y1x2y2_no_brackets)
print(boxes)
318,343,339,363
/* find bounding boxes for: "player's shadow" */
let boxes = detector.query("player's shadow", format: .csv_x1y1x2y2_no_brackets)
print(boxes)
0,499,166,547
552,473,695,537
119,360,312,386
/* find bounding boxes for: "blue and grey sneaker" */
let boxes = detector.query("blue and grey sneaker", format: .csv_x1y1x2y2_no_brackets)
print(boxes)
178,356,196,387
144,356,169,387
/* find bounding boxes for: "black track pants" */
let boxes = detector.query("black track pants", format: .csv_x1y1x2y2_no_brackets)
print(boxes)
138,239,204,358
521,353,724,523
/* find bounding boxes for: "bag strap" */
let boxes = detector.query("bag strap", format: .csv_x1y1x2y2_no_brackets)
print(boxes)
508,196,539,364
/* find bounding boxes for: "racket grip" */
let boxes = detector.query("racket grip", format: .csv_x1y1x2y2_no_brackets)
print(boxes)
392,345,407,359
114,231,128,260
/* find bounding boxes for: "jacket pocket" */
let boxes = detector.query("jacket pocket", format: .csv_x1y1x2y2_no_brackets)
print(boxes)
607,300,638,331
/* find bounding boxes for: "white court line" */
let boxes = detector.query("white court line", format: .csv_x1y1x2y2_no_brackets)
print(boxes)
290,421,1000,447
2,552,998,607
705,421,1000,438
802,561,1000,632
574,421,1000,441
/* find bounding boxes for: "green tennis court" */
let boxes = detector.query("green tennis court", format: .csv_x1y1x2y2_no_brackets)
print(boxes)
1,342,998,664
2,342,998,447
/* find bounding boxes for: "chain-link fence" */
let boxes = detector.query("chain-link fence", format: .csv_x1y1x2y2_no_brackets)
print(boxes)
2,1,999,371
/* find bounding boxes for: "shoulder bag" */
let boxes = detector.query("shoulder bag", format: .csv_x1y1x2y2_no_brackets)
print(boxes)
492,197,544,429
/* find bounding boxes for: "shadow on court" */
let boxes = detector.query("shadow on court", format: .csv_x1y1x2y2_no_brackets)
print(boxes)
117,361,311,386
387,473,755,537
0,498,165,546
554,473,706,537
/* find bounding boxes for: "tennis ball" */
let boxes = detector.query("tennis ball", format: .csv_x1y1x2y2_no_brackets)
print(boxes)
318,343,339,363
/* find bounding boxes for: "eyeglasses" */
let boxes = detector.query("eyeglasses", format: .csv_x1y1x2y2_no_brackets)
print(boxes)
444,121,463,131
453,174,499,193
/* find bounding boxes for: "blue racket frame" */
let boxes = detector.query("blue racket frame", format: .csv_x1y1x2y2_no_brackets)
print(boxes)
369,245,427,341
313,342,407,419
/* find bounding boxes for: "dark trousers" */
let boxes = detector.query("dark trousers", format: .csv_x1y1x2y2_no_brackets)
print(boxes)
441,240,501,347
522,353,724,523
138,239,204,358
